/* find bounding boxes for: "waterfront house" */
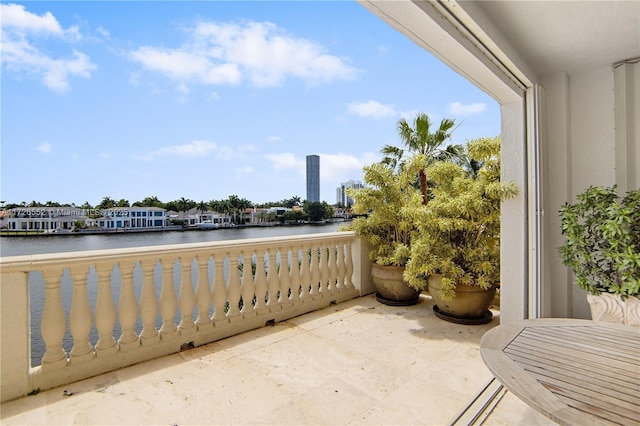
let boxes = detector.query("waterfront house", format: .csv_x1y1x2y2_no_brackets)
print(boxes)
95,207,166,230
1,1,637,423
6,207,90,232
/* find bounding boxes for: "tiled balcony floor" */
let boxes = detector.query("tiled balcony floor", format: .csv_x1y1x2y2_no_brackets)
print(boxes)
1,294,555,425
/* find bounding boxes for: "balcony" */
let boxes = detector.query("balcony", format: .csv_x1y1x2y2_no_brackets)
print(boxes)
0,232,552,424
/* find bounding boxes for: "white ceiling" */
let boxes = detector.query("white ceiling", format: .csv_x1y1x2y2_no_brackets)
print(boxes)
472,1,640,76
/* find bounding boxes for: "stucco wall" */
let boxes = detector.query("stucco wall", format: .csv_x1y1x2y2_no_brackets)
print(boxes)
541,66,616,319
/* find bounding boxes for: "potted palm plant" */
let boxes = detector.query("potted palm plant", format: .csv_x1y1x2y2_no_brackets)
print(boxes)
345,161,423,305
558,185,639,325
404,137,518,323
346,113,458,306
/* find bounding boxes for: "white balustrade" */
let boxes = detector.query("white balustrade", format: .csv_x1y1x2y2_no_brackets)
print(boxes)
0,232,365,403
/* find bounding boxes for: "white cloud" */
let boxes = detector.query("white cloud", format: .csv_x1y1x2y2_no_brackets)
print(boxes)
36,142,52,153
347,100,397,119
320,152,378,183
99,152,111,159
448,102,487,116
1,3,78,38
140,140,218,160
267,136,282,142
129,20,358,89
96,26,110,39
137,140,255,161
264,153,304,172
1,4,95,93
263,152,379,188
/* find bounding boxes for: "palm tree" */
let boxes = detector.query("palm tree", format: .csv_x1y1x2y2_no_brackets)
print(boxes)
177,197,192,229
197,200,209,223
381,113,457,205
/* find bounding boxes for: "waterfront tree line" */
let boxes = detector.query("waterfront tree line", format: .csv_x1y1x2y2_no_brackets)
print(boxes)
1,194,338,223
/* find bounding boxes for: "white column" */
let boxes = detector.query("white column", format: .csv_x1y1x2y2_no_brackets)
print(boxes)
159,258,177,337
139,259,159,344
40,268,67,368
289,246,302,301
265,248,279,309
211,255,227,322
309,245,320,296
69,265,94,362
94,263,117,356
195,254,211,327
117,261,139,351
227,252,242,318
254,250,268,311
500,101,529,323
300,246,312,298
178,256,196,333
240,251,256,315
277,247,291,304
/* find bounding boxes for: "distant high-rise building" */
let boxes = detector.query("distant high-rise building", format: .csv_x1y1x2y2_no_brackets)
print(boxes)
306,155,320,202
337,180,364,207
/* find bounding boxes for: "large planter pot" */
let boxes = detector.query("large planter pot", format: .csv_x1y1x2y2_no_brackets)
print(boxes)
371,263,420,306
587,294,640,326
428,274,496,325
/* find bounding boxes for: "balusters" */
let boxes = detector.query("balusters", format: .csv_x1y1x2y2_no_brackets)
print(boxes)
253,250,268,311
195,254,212,327
265,249,279,309
177,256,196,333
278,247,291,304
336,243,346,290
139,259,159,345
309,245,320,296
211,255,227,322
158,258,177,337
318,243,329,293
118,261,139,351
327,242,338,291
69,265,93,362
94,263,117,355
300,246,311,299
240,251,256,315
40,268,67,368
289,246,301,302
226,252,242,318
345,242,354,290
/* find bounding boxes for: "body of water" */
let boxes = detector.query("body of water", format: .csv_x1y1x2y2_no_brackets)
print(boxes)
1,223,345,257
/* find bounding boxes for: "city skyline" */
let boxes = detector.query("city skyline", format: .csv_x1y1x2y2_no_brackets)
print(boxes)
1,2,500,206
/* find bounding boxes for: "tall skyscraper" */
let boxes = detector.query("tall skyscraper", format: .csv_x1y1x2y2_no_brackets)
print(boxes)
306,155,320,202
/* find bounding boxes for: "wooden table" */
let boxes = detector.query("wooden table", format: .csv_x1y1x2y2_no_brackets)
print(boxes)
480,319,640,426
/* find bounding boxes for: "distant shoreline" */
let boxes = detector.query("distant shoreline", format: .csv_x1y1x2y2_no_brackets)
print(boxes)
0,220,349,238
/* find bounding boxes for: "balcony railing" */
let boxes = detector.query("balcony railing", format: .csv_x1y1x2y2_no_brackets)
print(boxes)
0,231,372,403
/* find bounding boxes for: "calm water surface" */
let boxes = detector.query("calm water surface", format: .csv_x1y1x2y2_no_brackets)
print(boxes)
1,223,344,257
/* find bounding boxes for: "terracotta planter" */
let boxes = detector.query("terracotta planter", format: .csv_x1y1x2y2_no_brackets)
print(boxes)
371,263,420,306
587,294,640,326
428,274,496,324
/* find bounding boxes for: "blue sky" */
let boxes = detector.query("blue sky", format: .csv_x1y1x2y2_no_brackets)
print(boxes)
1,1,499,206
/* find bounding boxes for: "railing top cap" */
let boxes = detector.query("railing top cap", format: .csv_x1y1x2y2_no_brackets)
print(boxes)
0,231,356,270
